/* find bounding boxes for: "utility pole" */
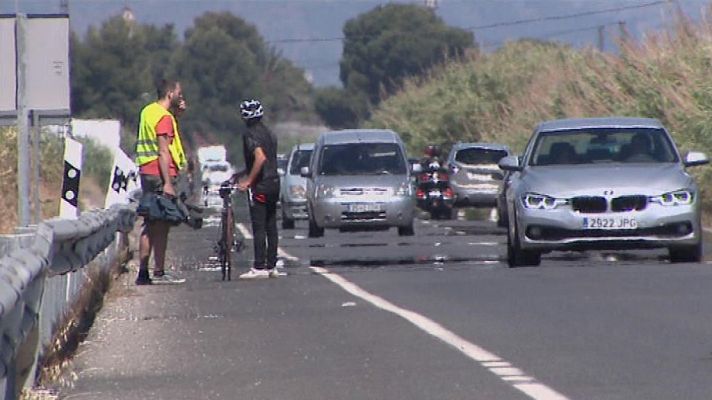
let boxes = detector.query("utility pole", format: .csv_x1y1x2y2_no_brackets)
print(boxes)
597,25,605,52
16,14,30,227
618,21,628,41
60,0,68,14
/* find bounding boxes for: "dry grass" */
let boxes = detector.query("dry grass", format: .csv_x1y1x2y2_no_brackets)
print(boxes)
369,6,712,214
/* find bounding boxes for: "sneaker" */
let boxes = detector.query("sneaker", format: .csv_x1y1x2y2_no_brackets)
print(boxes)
135,274,152,285
268,268,287,278
151,271,186,285
239,268,270,280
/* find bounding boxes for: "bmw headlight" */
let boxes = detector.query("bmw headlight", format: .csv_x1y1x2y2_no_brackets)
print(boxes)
289,185,306,199
649,190,694,206
521,193,568,210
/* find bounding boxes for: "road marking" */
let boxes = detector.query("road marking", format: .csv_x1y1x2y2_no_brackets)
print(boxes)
310,265,570,400
236,223,253,240
237,223,299,263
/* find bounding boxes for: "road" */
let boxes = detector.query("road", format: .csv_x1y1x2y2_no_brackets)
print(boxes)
64,198,712,400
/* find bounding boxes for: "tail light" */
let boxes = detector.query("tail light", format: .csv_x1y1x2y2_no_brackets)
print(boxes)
438,172,449,181
419,173,430,182
416,188,426,199
443,187,454,199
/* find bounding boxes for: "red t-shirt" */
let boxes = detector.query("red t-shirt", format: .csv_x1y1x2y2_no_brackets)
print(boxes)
139,115,178,177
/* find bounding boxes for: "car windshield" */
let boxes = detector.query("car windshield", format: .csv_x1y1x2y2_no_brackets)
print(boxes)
318,143,407,175
289,149,312,175
455,148,508,165
530,128,678,166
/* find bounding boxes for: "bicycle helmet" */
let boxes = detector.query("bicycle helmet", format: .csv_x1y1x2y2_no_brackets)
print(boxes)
240,99,264,120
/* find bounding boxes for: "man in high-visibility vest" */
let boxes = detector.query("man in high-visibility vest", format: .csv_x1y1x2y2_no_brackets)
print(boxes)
135,79,188,285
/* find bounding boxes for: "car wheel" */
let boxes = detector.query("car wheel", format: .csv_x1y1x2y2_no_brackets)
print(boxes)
308,216,324,238
398,224,415,236
669,241,702,263
507,217,541,267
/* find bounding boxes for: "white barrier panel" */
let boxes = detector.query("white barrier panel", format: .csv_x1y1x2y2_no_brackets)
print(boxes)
59,137,82,219
105,149,140,208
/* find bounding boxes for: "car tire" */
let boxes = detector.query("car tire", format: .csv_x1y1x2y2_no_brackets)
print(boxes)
398,224,415,236
669,241,703,263
507,218,541,267
308,216,324,238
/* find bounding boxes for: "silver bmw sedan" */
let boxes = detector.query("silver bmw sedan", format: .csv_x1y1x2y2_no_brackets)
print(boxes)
499,117,709,267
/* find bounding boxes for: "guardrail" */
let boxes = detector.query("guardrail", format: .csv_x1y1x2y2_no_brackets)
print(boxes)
0,204,136,400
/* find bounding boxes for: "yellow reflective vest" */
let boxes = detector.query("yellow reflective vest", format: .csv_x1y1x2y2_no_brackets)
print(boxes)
135,102,187,171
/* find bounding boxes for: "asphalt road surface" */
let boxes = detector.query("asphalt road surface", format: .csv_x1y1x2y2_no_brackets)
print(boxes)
64,199,712,400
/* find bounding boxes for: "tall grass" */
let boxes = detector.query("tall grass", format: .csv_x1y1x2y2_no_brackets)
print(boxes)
0,129,114,233
368,7,712,216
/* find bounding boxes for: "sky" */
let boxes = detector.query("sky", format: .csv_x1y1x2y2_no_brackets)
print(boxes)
3,0,709,86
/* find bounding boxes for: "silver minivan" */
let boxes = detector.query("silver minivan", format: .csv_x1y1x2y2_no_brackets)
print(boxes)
301,129,416,237
280,143,313,229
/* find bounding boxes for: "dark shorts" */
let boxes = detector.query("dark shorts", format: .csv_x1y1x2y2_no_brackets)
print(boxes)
140,174,176,195
139,174,178,225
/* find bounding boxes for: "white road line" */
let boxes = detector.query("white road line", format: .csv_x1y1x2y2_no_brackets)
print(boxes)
236,223,253,240
278,247,299,261
310,265,570,400
237,223,299,262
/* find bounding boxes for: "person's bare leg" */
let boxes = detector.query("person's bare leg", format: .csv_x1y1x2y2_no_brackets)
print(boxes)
152,221,170,275
137,222,153,283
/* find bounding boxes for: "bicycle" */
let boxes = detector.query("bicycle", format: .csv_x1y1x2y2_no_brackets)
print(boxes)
214,182,243,280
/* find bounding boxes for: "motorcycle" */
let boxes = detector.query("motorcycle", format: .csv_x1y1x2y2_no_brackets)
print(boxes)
415,161,455,220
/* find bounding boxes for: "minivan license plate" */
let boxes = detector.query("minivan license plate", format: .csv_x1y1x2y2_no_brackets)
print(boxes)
348,203,382,213
582,216,637,230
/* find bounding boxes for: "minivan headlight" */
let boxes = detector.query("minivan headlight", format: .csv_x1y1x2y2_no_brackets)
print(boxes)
522,193,568,210
289,185,306,199
318,185,337,199
395,182,412,197
649,190,694,206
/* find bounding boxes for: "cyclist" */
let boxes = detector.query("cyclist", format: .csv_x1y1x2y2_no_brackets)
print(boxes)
235,100,281,279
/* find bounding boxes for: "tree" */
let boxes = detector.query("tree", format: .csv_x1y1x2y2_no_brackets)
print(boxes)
169,12,315,162
314,87,369,129
316,4,474,128
71,16,178,131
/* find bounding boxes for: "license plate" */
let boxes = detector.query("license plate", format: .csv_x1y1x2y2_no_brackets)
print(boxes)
429,190,441,197
347,203,383,213
582,216,638,230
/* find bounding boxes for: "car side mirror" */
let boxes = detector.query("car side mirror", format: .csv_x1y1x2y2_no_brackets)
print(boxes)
498,156,523,172
411,163,423,173
684,151,709,167
300,166,312,178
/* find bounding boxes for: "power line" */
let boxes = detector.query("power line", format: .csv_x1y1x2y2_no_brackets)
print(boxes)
267,1,666,45
466,0,665,30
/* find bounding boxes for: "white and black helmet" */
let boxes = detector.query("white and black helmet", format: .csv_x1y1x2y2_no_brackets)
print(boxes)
239,99,264,120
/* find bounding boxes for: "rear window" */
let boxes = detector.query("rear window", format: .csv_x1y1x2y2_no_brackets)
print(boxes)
289,149,312,175
454,148,508,165
318,143,406,176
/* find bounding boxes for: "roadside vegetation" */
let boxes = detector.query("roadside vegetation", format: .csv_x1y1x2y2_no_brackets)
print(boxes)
0,128,114,233
368,11,712,216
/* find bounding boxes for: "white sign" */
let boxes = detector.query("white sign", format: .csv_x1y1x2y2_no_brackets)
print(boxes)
0,17,16,111
24,16,70,111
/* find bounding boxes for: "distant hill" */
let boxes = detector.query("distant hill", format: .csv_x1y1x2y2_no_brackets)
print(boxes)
3,0,707,86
